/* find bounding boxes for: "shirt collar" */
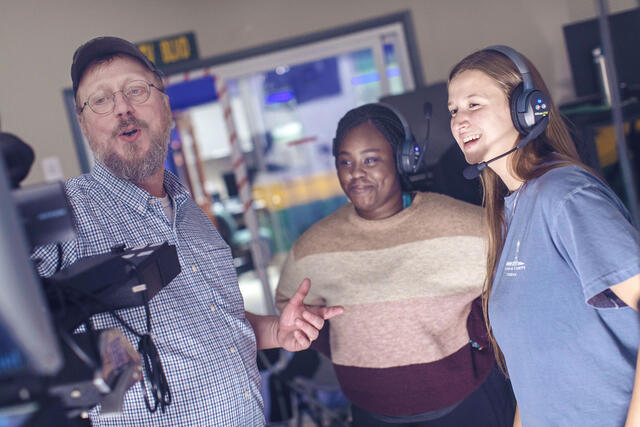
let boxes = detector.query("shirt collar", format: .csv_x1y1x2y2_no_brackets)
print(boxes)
91,161,191,212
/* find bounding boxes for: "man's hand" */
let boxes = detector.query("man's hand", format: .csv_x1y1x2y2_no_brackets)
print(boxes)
276,278,343,352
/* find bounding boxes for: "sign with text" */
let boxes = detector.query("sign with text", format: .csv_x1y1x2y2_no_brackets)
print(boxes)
136,32,199,68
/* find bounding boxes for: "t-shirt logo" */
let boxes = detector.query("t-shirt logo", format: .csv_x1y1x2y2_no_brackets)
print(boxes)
504,240,526,277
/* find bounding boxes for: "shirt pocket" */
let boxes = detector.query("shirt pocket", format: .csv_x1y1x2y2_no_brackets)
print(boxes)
189,238,245,317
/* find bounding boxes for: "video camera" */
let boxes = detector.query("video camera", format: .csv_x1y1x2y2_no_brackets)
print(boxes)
0,132,181,426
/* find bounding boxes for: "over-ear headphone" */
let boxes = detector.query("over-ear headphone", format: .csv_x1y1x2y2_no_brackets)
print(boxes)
374,102,430,177
485,45,550,136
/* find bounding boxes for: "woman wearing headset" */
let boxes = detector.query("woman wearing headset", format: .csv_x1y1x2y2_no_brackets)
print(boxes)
447,46,640,426
275,103,515,426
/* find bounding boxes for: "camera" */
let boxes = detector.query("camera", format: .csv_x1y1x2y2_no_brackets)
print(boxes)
0,132,180,426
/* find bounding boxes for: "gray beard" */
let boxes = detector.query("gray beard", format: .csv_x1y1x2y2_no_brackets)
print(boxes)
98,135,168,183
92,114,171,184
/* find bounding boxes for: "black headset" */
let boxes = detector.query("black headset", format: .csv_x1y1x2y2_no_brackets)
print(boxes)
374,102,430,177
461,46,551,180
486,45,550,135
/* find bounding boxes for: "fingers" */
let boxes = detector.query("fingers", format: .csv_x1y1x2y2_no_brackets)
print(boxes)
289,278,311,306
293,330,310,348
294,317,320,342
301,310,324,330
292,310,325,345
287,305,344,350
305,304,344,319
319,305,344,320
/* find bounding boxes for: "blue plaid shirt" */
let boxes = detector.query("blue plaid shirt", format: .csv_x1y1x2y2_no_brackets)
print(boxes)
34,162,264,426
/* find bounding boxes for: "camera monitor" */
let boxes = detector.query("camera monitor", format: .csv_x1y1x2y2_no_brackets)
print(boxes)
0,159,62,381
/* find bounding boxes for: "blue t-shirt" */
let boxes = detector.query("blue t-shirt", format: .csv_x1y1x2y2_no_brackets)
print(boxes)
489,165,640,426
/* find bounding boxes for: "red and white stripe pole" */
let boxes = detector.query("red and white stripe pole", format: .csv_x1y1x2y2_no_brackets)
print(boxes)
216,76,277,315
165,70,276,315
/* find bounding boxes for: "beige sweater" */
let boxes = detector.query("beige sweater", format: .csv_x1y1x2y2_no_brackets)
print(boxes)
276,192,494,415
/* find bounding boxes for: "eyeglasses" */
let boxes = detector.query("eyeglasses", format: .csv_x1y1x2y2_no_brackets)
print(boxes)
78,80,164,115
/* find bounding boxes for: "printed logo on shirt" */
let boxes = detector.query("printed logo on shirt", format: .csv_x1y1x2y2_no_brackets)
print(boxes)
504,240,526,277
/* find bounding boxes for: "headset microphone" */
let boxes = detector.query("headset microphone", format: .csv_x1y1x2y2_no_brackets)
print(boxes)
462,116,549,180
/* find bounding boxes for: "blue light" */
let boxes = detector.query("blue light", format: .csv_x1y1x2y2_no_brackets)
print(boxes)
265,91,295,104
537,99,542,104
386,67,401,78
351,69,400,85
414,146,420,152
351,72,380,85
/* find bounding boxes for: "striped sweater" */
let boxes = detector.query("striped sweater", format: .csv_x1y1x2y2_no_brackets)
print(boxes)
275,191,494,416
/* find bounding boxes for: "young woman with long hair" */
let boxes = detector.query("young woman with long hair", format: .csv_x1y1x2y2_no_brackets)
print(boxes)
448,46,640,426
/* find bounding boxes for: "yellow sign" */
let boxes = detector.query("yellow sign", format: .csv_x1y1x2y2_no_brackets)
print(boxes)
136,32,198,67
159,36,191,64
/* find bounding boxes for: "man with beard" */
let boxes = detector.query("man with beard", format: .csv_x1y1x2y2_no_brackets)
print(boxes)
32,36,342,426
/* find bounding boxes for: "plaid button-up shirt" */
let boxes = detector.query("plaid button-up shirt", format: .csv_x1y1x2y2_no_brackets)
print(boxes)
34,162,264,426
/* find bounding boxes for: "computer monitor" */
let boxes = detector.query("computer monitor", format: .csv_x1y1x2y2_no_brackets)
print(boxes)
380,82,483,206
380,82,453,167
0,158,62,382
563,8,640,100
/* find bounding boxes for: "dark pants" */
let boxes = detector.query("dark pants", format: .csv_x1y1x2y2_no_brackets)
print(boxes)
351,365,516,427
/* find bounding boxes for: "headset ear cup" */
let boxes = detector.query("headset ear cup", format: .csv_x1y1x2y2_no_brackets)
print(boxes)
409,136,421,174
488,45,551,138
396,138,410,176
526,89,550,129
396,134,420,176
509,83,527,135
395,139,413,190
376,102,421,177
396,142,405,176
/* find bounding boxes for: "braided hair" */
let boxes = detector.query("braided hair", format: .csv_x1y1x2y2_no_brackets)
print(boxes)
332,103,409,188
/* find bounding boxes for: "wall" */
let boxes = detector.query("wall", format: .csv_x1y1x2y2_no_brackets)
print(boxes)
0,0,636,184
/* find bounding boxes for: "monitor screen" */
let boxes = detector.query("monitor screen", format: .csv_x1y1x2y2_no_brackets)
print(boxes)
563,8,640,99
0,159,62,381
380,82,453,166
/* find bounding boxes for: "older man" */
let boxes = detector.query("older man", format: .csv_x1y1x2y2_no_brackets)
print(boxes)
33,36,342,426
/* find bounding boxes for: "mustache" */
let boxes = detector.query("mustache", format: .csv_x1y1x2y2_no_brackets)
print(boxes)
112,115,149,138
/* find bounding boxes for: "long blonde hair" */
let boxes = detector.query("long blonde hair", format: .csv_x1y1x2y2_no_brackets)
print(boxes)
448,48,585,372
